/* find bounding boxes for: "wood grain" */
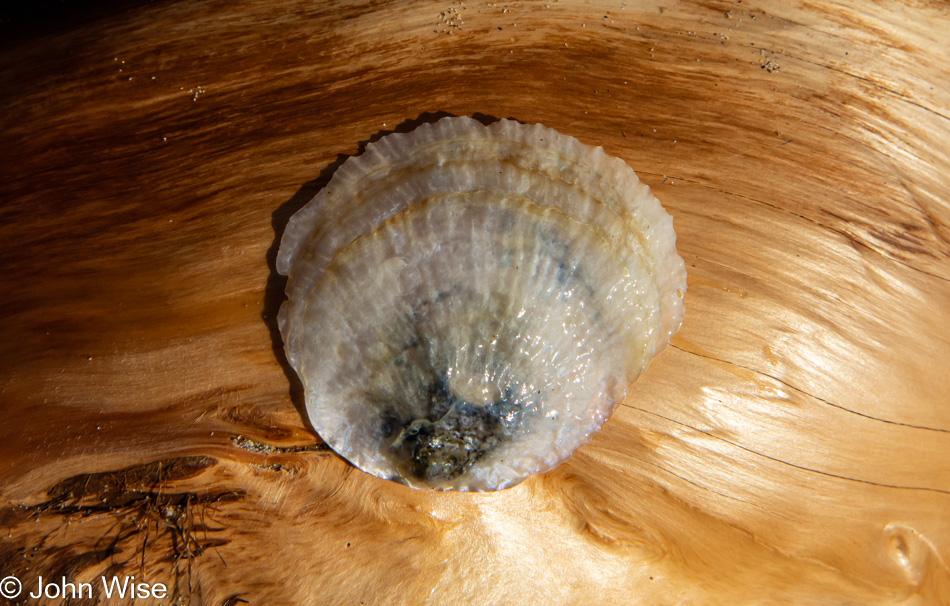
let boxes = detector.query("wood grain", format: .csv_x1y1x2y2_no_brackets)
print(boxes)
1,0,948,604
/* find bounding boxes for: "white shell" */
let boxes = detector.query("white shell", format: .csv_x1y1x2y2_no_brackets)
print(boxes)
277,116,686,491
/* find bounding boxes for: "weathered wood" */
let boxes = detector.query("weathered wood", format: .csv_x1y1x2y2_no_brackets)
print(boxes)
1,0,948,604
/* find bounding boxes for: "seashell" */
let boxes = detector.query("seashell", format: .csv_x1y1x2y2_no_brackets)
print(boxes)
277,116,686,491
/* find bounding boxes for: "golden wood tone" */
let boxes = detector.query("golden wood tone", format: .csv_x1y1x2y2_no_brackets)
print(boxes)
1,1,948,604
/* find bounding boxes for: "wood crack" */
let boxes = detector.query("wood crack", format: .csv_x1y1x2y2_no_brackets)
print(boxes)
622,403,950,495
669,343,950,434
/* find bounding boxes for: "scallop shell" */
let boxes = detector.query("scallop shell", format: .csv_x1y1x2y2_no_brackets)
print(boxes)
277,116,686,491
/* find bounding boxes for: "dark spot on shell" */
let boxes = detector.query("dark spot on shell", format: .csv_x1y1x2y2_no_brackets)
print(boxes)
379,409,405,439
398,401,503,481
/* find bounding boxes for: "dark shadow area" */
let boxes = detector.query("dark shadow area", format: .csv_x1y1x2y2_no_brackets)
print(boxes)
263,111,504,435
263,171,333,436
0,0,167,48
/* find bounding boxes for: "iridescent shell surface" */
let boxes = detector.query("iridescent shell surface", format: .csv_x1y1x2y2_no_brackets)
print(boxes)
277,116,686,491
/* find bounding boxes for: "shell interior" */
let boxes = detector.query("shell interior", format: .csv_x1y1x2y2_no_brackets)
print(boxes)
278,116,686,491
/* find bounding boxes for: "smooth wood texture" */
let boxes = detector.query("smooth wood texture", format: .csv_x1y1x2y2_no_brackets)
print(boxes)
1,1,948,604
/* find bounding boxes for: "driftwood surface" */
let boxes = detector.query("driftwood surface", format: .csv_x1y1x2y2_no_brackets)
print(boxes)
1,0,949,604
